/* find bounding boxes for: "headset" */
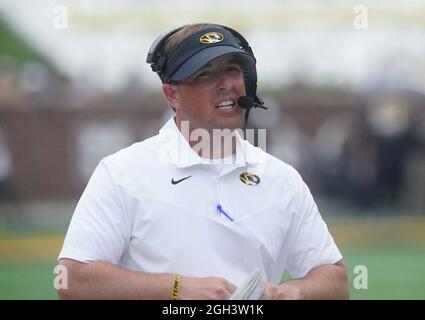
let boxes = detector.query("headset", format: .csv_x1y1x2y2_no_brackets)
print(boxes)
146,25,184,81
146,24,266,125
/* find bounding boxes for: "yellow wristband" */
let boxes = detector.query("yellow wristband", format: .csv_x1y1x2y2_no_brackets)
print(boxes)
171,274,180,300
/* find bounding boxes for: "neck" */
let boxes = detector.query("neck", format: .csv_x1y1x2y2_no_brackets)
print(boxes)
175,118,237,159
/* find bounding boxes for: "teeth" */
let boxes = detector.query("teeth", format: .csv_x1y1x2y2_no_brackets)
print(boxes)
216,100,234,109
218,100,233,107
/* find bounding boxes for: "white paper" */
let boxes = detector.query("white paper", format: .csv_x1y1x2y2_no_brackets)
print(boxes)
229,269,264,300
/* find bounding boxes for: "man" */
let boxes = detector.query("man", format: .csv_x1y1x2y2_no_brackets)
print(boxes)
57,23,349,300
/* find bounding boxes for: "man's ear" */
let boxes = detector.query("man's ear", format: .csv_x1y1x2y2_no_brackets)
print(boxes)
162,84,180,110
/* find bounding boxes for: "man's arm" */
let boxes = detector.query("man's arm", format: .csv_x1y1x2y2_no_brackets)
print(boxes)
57,258,236,300
262,260,350,300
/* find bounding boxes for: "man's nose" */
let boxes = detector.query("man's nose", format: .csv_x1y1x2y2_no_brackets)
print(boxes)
216,71,233,91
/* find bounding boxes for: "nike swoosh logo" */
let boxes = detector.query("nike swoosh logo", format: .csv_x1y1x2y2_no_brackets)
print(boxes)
171,175,192,185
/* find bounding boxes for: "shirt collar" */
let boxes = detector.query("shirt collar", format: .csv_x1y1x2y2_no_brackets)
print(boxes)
158,117,265,169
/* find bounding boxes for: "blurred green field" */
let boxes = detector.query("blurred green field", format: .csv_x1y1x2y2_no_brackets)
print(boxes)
0,244,424,299
1,216,424,299
343,244,425,299
0,261,57,299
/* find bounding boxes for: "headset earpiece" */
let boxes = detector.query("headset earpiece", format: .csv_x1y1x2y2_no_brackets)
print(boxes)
146,26,184,79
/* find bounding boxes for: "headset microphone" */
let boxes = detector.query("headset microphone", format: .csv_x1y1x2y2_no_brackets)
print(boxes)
237,96,268,110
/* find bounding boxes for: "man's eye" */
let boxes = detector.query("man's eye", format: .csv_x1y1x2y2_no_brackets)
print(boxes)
228,66,242,72
195,71,211,79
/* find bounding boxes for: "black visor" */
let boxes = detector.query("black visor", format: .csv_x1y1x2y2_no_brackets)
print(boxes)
163,28,256,83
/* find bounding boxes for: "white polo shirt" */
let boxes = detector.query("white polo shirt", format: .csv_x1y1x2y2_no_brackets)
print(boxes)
59,117,342,287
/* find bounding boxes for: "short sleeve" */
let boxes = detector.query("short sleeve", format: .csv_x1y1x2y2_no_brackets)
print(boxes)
58,159,130,264
284,174,342,279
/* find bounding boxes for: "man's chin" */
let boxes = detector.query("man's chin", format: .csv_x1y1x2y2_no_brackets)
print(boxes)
212,118,244,131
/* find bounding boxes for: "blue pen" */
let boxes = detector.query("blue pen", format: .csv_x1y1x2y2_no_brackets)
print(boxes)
216,204,234,222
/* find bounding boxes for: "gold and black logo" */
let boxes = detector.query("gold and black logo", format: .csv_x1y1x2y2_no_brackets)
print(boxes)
239,172,260,186
200,32,224,44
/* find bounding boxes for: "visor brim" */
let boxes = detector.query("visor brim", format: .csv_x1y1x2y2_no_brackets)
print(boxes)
168,46,255,82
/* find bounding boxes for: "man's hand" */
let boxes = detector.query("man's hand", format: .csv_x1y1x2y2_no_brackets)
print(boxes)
179,276,237,300
261,261,349,300
261,282,302,300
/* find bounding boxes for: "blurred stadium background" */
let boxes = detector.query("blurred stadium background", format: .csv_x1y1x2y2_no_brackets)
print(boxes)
0,0,424,299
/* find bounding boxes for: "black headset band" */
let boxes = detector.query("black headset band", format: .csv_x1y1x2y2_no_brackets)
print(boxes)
146,26,184,73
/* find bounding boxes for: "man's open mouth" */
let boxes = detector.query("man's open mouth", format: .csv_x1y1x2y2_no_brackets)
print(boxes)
214,100,235,110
